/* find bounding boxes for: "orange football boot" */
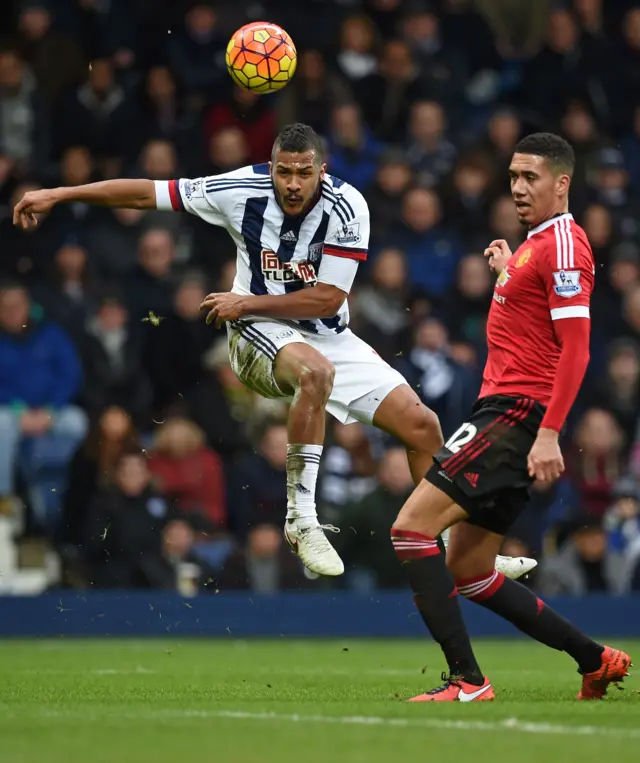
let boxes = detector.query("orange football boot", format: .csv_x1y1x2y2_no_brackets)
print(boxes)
408,673,495,702
577,646,632,699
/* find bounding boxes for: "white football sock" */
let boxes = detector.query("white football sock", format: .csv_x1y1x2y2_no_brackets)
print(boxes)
285,444,322,527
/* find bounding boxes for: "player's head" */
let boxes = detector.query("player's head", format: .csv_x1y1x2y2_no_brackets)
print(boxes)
509,132,575,227
270,123,326,216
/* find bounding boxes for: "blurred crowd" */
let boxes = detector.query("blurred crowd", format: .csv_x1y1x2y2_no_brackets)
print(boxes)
1,0,640,596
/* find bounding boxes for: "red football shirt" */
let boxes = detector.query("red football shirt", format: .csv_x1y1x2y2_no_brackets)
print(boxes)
480,213,594,406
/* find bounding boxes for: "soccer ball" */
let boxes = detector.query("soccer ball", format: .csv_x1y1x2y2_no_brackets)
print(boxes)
226,22,297,94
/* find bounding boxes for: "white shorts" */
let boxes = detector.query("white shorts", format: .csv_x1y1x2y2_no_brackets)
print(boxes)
227,319,408,424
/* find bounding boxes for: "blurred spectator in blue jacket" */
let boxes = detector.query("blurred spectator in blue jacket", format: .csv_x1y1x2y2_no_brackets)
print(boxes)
388,187,462,298
0,282,87,515
327,103,382,191
167,1,227,104
395,316,476,436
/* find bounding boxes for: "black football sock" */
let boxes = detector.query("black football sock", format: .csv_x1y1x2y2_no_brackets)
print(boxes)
457,571,604,673
391,529,484,685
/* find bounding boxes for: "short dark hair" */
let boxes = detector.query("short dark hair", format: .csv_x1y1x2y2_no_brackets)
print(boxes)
514,132,575,176
272,123,324,164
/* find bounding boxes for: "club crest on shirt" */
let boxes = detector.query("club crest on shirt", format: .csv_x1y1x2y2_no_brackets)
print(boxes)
515,248,532,268
552,270,582,298
184,179,203,200
334,222,361,245
261,250,317,284
308,242,323,263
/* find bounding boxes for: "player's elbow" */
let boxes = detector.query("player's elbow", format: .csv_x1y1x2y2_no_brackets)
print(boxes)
316,285,346,318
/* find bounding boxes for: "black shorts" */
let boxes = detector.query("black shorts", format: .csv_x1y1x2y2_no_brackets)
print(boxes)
426,395,545,535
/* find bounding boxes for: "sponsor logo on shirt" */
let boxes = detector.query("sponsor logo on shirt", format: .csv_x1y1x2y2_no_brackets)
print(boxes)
334,222,361,245
552,270,582,298
261,250,317,284
496,267,511,287
183,179,203,200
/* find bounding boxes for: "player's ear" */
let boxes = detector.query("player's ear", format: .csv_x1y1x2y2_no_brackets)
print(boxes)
268,161,272,174
556,173,570,197
319,162,327,180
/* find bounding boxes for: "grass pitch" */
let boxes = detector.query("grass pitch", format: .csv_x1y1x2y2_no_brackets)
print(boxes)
1,639,638,763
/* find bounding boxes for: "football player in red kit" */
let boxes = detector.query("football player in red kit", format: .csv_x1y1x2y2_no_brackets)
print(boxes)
390,133,632,702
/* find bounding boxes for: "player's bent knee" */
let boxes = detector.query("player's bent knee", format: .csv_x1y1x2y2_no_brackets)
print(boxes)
297,359,335,399
403,404,443,453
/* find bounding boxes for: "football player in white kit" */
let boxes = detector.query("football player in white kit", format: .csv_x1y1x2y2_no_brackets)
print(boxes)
13,123,536,580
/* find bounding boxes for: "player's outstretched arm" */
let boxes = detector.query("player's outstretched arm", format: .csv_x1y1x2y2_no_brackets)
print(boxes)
13,179,157,229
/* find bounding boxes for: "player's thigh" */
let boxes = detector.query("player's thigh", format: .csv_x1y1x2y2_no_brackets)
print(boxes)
227,320,307,399
393,478,468,537
308,330,408,424
372,384,443,452
445,521,504,580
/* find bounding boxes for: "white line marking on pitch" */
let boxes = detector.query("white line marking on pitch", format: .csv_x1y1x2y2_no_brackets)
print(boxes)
178,710,640,739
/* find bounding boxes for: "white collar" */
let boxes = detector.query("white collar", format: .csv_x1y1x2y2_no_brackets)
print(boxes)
527,213,573,239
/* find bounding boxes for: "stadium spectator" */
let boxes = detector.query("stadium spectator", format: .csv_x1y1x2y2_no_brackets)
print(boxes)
62,405,140,547
364,150,414,241
318,421,379,526
332,447,415,589
125,228,177,321
228,422,289,537
46,146,98,244
388,187,462,297
327,103,382,191
0,48,49,187
83,449,180,588
443,153,495,250
395,316,476,436
31,241,98,341
568,408,627,517
13,1,86,103
143,272,211,415
483,108,522,171
350,246,410,362
216,523,312,592
204,86,276,165
183,337,284,462
405,100,457,189
148,418,227,531
85,206,148,280
537,516,624,596
358,39,429,142
277,49,351,136
167,1,227,103
336,15,378,85
0,282,87,521
445,253,492,353
77,291,152,423
54,57,136,168
488,193,524,253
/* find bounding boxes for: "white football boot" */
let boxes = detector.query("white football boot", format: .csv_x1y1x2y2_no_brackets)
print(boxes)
441,529,538,580
284,519,344,576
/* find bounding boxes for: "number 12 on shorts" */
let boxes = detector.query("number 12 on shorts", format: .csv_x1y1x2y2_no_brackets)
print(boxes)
445,423,478,454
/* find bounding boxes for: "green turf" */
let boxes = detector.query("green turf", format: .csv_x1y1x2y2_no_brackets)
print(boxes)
0,639,638,763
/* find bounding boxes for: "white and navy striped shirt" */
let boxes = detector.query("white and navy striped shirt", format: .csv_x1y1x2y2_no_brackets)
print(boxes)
155,164,370,335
